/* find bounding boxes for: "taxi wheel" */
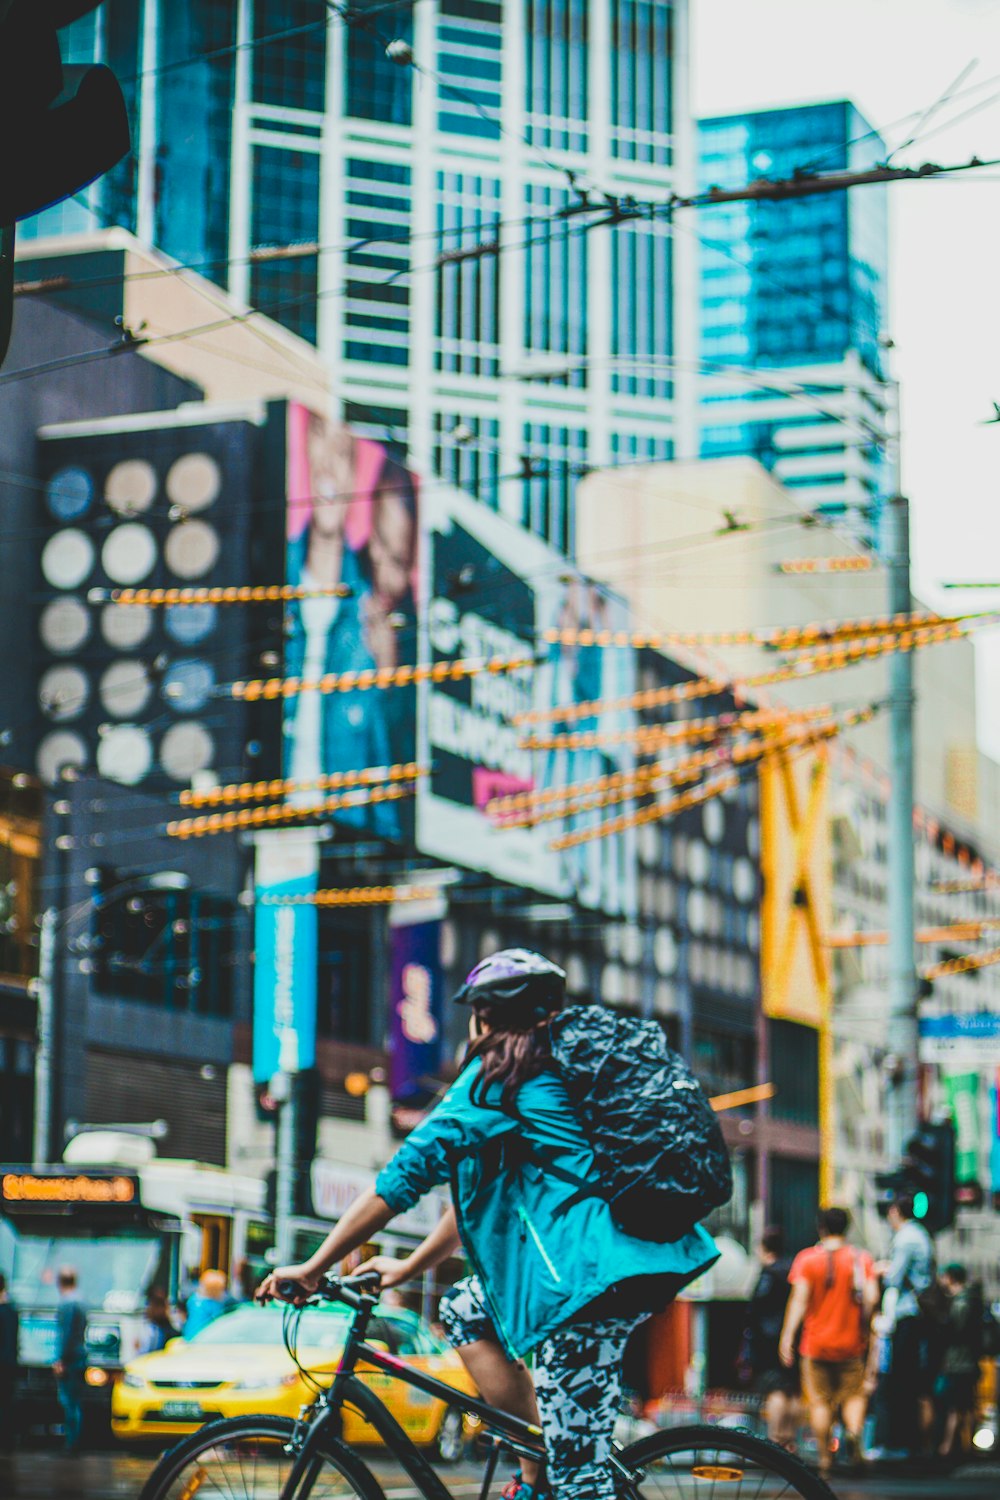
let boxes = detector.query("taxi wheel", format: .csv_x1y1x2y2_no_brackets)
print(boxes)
434,1405,466,1465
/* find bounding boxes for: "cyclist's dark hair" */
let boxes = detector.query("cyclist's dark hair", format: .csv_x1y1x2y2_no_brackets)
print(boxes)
817,1206,850,1238
761,1225,785,1256
465,1001,553,1112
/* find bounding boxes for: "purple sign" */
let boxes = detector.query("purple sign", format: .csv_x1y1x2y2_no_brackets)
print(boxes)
389,918,443,1109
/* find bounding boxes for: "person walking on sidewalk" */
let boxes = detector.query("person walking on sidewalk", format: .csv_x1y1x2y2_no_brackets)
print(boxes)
745,1227,799,1449
779,1207,878,1475
0,1273,19,1454
935,1263,983,1460
879,1192,936,1455
53,1267,87,1456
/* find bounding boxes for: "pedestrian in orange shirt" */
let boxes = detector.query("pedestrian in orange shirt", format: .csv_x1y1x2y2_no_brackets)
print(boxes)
778,1207,879,1475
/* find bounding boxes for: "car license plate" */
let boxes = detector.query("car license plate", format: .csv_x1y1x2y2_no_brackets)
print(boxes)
161,1400,203,1420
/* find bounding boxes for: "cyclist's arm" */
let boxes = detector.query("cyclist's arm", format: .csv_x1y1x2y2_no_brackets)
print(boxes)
358,1203,462,1290
258,1186,394,1301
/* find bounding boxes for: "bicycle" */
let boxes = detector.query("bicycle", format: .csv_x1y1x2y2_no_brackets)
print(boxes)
139,1271,838,1500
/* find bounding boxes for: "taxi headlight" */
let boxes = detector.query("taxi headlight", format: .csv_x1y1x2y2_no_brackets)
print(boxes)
85,1367,110,1388
972,1426,996,1452
234,1373,298,1391
121,1372,145,1390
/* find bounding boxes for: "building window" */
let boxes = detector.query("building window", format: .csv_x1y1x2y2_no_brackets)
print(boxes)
347,2,413,124
521,421,587,553
433,412,501,508
525,0,589,154
343,158,412,367
523,183,588,380
768,1019,819,1126
611,221,673,398
92,870,235,1018
610,0,673,165
437,1,503,141
436,171,501,377
317,911,372,1047
250,146,321,343
252,0,327,113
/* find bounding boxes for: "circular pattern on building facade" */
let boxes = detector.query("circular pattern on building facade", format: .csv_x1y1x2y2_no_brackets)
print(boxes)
703,798,725,845
101,601,153,650
100,660,152,718
164,519,220,579
105,459,157,515
40,596,90,654
165,602,217,645
42,529,94,590
601,962,625,1004
732,857,756,905
638,823,660,869
96,724,153,785
46,466,94,522
620,923,643,967
165,452,222,513
39,665,88,721
654,927,678,976
37,731,87,784
161,657,215,712
102,522,158,585
686,839,711,886
159,721,215,781
686,888,708,935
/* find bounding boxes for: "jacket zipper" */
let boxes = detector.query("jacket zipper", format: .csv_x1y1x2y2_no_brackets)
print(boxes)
518,1205,562,1283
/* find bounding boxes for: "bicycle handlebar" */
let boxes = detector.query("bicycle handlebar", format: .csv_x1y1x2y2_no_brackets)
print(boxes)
275,1270,382,1309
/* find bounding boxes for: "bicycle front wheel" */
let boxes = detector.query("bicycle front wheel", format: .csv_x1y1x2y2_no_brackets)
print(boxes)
139,1415,386,1500
619,1423,837,1500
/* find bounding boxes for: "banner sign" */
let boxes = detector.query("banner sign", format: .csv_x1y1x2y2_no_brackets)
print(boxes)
416,483,637,915
310,1159,444,1238
253,830,319,1082
943,1070,980,1182
283,403,420,839
918,1008,1000,1065
388,912,443,1110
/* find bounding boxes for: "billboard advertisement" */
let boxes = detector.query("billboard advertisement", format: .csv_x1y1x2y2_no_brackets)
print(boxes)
388,910,444,1124
416,484,637,914
252,829,319,1083
283,403,419,838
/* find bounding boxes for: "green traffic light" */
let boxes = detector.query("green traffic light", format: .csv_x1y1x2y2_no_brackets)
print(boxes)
913,1190,930,1219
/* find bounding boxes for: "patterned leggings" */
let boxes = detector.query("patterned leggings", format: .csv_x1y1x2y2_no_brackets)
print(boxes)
439,1275,641,1500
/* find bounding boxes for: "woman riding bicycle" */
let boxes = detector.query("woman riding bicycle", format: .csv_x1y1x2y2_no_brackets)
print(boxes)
259,949,718,1500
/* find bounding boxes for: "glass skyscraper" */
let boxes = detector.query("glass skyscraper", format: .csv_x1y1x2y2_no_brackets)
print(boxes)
697,101,891,544
24,1,695,555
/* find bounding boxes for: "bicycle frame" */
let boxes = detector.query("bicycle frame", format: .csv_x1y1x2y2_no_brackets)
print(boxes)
278,1289,544,1500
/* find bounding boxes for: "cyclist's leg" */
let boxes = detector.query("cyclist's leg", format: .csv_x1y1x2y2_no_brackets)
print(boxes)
533,1314,641,1500
439,1275,543,1489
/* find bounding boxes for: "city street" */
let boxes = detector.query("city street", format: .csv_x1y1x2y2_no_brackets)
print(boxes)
2,1450,1000,1500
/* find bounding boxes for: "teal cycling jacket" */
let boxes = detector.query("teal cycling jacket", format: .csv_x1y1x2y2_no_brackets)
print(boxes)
375,1061,719,1359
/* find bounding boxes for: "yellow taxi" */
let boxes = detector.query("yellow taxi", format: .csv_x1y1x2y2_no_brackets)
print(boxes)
111,1302,475,1460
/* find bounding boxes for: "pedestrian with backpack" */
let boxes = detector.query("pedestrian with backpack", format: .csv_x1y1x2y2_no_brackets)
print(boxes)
259,950,723,1500
778,1207,879,1475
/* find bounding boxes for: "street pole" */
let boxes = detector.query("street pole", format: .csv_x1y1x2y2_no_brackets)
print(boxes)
273,1073,297,1263
886,493,918,1160
32,906,56,1165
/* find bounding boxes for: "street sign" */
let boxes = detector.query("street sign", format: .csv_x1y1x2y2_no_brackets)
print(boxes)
918,1009,1000,1065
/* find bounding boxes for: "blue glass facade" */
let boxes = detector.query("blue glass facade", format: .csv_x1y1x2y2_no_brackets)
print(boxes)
697,101,890,532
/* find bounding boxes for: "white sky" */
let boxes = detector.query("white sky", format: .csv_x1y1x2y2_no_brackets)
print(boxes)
692,0,1000,756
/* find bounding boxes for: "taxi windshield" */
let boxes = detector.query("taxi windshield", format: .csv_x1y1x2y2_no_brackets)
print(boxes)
191,1304,352,1349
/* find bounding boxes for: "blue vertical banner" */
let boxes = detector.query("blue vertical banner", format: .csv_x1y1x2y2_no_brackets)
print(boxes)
253,831,319,1083
990,1070,1000,1200
388,912,443,1113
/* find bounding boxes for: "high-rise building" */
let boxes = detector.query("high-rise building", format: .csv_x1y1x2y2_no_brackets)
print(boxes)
697,101,891,545
23,1,696,555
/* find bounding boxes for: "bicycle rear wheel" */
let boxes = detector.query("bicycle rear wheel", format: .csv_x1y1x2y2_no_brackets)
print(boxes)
139,1415,386,1500
619,1423,837,1499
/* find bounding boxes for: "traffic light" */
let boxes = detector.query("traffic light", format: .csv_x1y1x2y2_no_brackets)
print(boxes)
0,2,130,362
875,1120,956,1234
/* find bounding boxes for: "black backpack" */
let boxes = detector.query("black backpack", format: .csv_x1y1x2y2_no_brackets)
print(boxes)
547,1005,733,1242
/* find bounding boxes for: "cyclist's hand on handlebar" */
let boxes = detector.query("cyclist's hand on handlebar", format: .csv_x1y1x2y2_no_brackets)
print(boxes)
355,1254,411,1291
256,1264,321,1305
